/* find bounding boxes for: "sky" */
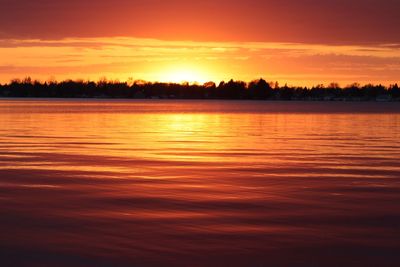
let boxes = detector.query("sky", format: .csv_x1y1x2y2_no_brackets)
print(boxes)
0,0,399,86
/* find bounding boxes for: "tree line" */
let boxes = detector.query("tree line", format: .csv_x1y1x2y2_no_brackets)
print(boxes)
0,78,399,101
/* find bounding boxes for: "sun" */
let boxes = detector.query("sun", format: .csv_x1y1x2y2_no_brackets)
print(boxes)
168,69,203,84
158,64,209,84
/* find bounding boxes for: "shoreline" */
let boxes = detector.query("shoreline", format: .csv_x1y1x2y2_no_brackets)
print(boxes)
0,97,399,102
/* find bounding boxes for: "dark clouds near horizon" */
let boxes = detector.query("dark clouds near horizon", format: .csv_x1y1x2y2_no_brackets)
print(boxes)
0,0,399,44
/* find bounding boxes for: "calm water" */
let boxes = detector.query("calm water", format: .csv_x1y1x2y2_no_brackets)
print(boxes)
0,100,400,267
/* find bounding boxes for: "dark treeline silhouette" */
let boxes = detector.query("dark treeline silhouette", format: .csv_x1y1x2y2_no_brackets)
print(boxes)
0,77,399,101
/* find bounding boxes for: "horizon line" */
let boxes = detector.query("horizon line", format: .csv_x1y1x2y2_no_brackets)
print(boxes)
2,77,399,89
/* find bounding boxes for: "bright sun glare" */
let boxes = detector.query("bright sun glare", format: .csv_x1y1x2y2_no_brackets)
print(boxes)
158,65,208,84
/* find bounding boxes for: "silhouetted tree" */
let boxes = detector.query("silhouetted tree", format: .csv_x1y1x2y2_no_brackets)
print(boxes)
0,78,398,101
248,79,273,99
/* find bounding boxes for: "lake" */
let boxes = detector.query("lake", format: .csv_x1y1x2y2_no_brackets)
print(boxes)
0,100,400,267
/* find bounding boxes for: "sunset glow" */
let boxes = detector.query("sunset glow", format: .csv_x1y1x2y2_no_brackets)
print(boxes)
0,37,399,86
1,1,400,266
0,0,398,86
157,64,209,84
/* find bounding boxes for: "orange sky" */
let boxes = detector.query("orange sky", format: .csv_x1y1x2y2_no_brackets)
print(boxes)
0,0,399,86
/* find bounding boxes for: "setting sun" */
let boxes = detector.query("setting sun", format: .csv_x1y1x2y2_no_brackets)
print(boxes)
157,64,209,84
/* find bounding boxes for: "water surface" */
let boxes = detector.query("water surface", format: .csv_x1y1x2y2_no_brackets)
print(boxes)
1,100,400,266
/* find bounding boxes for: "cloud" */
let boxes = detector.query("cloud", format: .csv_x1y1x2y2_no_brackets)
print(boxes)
0,37,399,85
0,0,399,44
